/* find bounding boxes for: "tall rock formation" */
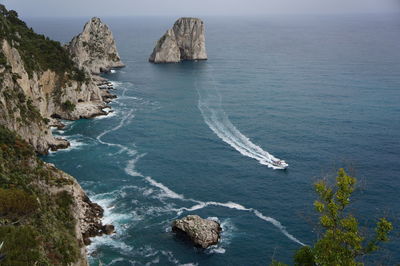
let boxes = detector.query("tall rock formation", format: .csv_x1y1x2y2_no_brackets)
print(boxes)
68,17,125,74
149,17,207,63
0,10,124,153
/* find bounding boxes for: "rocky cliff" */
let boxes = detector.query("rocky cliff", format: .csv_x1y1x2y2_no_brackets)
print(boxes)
149,17,207,63
0,5,122,265
0,125,113,265
68,17,125,74
0,9,116,154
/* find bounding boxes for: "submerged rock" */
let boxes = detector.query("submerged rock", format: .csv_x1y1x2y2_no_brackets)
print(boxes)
149,18,207,63
68,17,125,74
172,215,221,248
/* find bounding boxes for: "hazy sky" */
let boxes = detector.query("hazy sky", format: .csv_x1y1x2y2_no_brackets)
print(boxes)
3,0,400,17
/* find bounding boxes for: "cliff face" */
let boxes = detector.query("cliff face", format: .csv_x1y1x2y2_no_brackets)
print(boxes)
0,6,120,265
68,17,125,74
0,39,105,153
149,17,207,63
0,125,111,266
0,9,115,154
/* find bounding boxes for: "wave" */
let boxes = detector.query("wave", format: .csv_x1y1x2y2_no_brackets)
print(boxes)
123,153,304,246
144,176,185,200
96,109,136,155
48,134,89,155
79,80,302,261
196,79,287,169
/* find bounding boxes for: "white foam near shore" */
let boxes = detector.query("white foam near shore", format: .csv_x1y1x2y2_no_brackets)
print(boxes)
96,109,135,155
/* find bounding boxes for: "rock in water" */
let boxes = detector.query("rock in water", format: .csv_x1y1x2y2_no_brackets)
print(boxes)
149,17,207,63
172,215,221,248
68,17,124,74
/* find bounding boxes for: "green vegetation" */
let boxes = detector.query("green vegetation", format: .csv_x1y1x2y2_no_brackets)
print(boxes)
0,125,81,265
1,84,43,125
0,4,85,80
62,100,76,112
0,50,7,66
273,169,393,266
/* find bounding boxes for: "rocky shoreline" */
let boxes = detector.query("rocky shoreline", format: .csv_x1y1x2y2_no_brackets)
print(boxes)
0,9,125,264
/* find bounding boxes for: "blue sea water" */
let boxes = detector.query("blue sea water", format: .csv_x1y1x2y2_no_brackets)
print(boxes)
29,15,400,265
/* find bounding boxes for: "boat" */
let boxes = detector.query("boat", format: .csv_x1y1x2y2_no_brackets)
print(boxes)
272,159,289,169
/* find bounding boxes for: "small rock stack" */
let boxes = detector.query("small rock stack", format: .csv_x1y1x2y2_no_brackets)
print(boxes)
172,215,221,248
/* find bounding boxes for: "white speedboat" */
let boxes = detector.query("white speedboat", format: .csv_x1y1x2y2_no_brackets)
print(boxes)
272,159,289,169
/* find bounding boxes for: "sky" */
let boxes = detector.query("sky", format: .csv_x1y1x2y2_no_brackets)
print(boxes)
2,0,400,17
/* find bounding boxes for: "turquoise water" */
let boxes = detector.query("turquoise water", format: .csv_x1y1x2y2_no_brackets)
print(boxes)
31,15,400,265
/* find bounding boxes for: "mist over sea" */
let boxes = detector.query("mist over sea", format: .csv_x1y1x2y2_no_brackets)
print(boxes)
32,15,400,265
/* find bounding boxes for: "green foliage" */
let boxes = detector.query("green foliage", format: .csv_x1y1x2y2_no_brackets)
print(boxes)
0,50,7,65
293,169,393,266
0,4,84,80
294,246,314,266
71,68,86,82
0,225,48,265
271,260,288,266
0,125,81,265
62,100,75,112
0,83,44,125
0,188,38,221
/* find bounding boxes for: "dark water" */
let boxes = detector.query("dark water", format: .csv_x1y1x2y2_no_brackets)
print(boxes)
30,15,400,265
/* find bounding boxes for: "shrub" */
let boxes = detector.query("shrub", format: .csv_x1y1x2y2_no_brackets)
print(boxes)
0,188,38,220
62,100,75,112
0,225,48,265
0,5,84,80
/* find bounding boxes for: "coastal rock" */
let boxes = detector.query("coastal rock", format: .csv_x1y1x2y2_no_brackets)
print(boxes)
43,162,115,263
68,17,125,74
149,18,207,63
172,215,221,248
0,39,106,153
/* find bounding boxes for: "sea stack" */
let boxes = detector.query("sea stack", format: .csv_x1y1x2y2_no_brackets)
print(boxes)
149,17,207,63
172,215,221,248
68,17,124,74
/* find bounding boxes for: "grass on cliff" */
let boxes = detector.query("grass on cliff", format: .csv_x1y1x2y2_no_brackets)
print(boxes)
0,125,81,265
0,4,86,81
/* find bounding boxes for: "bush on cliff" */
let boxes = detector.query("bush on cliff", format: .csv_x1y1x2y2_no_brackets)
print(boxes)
0,125,80,265
62,100,76,112
0,4,85,81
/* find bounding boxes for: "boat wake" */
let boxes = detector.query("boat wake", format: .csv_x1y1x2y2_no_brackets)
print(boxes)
123,154,304,246
196,79,288,169
73,79,303,264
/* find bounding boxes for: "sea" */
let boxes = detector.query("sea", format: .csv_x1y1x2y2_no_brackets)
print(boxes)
27,14,400,265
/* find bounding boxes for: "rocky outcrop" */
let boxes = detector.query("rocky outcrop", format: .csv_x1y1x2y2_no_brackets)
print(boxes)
44,162,115,263
0,39,106,153
68,17,124,74
0,14,125,154
149,17,207,63
172,215,221,248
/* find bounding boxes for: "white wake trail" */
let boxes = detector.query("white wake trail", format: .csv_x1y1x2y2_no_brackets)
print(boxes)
196,78,287,169
92,80,302,247
123,155,304,246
